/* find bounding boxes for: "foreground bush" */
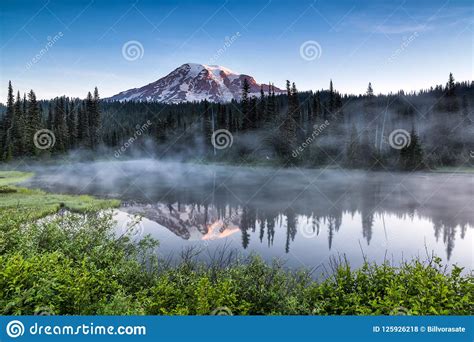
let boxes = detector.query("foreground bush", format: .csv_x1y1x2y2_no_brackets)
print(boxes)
0,210,472,315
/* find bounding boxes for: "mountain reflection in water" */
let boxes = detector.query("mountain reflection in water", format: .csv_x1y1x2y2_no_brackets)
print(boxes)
23,159,473,270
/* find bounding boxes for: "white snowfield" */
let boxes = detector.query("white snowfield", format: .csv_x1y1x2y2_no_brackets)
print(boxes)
108,63,282,103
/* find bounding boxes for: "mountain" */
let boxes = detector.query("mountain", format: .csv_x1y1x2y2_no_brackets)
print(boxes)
108,63,282,103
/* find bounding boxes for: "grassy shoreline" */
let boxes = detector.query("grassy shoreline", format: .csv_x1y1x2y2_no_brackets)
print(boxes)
0,171,119,220
0,170,472,315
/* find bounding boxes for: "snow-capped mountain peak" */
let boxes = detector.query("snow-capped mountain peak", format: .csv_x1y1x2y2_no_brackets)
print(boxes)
108,63,282,103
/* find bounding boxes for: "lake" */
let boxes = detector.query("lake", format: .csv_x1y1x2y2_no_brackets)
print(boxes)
22,159,473,275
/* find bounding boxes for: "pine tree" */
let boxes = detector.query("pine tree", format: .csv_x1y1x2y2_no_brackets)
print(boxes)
446,73,455,96
258,85,266,124
265,83,275,123
329,80,335,113
11,91,24,156
279,80,297,160
290,82,302,140
445,73,459,112
67,100,77,148
77,100,89,146
306,101,313,132
90,87,101,148
249,96,258,129
85,92,95,148
346,124,361,168
312,91,321,122
399,128,424,170
53,97,68,152
241,78,250,130
202,100,212,150
46,102,53,130
366,82,374,97
1,81,15,159
26,90,41,155
461,95,471,125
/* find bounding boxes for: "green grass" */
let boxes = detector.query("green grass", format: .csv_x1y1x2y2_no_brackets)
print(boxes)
0,171,120,220
432,166,474,173
0,171,34,186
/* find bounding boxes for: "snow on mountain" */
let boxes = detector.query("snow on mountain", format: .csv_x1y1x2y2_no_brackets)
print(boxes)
108,63,282,103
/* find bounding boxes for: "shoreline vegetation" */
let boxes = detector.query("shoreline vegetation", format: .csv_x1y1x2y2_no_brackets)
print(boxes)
0,171,119,219
0,171,472,315
0,74,472,172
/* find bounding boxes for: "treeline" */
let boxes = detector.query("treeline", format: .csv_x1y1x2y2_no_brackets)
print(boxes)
0,74,472,170
0,83,101,160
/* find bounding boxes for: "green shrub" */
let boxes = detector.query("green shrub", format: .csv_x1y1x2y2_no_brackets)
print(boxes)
0,208,472,315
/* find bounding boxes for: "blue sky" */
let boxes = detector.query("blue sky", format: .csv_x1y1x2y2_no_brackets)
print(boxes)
0,0,472,100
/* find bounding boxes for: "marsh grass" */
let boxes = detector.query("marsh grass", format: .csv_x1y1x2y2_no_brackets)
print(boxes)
0,171,119,220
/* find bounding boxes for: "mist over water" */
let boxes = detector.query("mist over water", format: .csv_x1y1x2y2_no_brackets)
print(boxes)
21,158,473,274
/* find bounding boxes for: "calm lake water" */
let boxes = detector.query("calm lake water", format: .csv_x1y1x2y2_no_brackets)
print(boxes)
23,159,473,274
